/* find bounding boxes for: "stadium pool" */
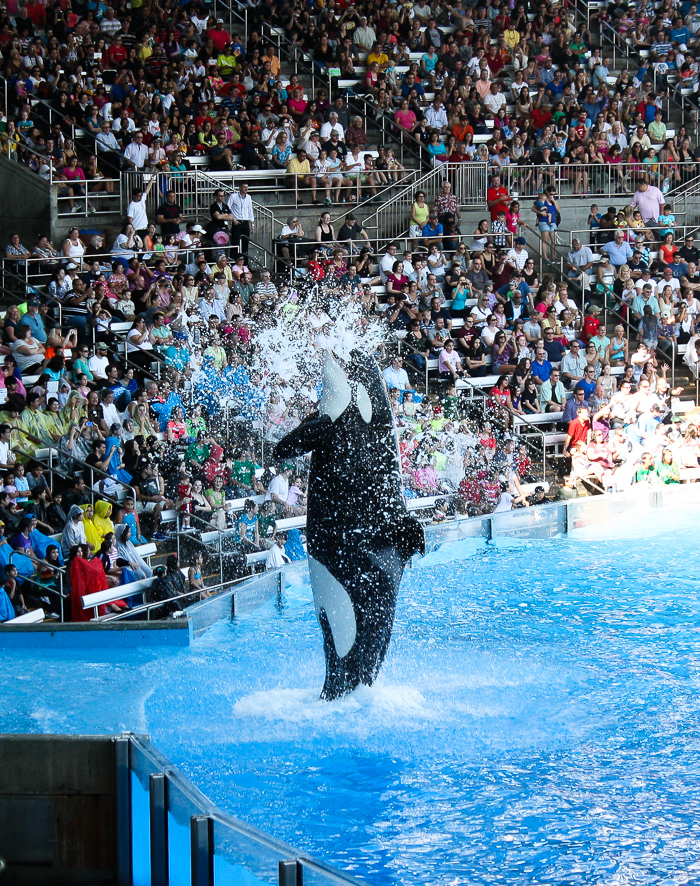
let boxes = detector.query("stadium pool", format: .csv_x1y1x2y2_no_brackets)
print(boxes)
3,500,700,885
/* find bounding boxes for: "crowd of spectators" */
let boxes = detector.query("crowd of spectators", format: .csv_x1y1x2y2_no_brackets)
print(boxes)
2,0,700,627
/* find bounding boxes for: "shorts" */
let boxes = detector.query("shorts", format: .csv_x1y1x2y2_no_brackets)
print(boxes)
538,221,558,232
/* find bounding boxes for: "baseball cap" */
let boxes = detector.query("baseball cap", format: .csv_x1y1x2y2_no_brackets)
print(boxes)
191,224,205,233
26,298,40,307
515,236,527,245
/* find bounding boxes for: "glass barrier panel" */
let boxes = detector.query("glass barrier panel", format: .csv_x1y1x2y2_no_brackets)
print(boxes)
211,818,281,886
491,502,566,539
297,860,362,886
130,741,159,886
167,776,200,886
234,572,281,616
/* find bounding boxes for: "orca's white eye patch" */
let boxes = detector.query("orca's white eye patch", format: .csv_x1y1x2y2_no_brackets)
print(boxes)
356,383,372,423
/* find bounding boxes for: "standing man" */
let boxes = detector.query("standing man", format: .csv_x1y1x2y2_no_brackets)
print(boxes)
487,174,509,221
208,188,234,239
228,182,255,258
630,178,665,233
156,190,184,239
126,179,155,238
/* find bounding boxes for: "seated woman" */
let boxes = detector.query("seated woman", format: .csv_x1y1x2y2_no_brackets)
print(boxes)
97,531,135,589
205,474,228,530
113,523,152,582
92,500,115,544
68,543,125,621
385,260,408,298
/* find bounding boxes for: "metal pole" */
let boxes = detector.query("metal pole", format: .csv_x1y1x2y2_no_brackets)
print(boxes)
149,773,169,886
191,816,213,886
115,736,133,886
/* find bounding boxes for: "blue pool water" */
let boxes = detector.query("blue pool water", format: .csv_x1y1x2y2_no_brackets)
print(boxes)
3,503,700,884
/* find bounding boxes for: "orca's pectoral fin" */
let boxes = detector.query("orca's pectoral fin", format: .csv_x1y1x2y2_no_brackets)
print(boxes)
274,413,333,459
392,515,426,561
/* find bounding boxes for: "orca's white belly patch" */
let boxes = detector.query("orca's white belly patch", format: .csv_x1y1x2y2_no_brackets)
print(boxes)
308,556,357,659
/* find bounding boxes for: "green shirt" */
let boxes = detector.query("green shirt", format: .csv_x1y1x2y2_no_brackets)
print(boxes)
185,441,210,465
230,459,256,488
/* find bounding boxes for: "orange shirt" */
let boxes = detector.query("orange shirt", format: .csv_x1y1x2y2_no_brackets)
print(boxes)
452,123,474,142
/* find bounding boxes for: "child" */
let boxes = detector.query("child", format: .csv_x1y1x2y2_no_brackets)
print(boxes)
442,384,460,421
13,463,29,504
432,498,449,522
402,390,417,420
4,471,18,501
119,290,136,320
188,550,211,599
4,563,26,617
164,234,179,266
491,210,510,248
152,233,165,254
658,203,676,238
121,496,147,545
176,473,193,530
588,203,601,244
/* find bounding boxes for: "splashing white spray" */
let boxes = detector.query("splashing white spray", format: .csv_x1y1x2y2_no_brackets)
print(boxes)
252,287,387,388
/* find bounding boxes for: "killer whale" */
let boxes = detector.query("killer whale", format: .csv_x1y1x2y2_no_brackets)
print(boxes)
275,350,425,700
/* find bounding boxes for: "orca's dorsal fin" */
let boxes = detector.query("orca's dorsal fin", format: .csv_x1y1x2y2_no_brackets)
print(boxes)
274,414,333,459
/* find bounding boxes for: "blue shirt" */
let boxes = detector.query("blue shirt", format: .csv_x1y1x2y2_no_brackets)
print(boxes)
22,312,47,343
602,240,633,266
498,281,531,299
563,396,588,424
422,221,443,238
543,339,566,362
531,358,552,383
580,378,596,399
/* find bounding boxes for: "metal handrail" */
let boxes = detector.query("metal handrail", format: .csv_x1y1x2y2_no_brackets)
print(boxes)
9,550,67,622
100,566,258,622
10,426,135,508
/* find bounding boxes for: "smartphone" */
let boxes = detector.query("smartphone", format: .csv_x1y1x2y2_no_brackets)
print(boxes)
86,421,93,427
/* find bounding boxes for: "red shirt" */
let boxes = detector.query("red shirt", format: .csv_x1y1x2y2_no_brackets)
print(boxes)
567,416,591,449
487,185,509,220
207,26,232,53
106,44,127,66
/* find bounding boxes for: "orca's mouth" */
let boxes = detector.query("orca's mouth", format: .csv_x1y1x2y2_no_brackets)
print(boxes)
319,350,373,424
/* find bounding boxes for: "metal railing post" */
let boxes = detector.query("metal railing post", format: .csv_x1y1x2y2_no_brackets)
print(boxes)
191,816,213,886
149,773,169,886
115,736,133,886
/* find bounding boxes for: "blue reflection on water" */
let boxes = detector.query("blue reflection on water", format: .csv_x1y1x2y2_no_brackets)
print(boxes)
3,506,700,885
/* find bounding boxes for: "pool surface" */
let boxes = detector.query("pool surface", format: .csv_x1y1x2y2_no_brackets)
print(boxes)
3,501,700,885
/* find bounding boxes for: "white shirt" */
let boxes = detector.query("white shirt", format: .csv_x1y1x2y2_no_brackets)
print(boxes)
227,191,255,223
382,365,410,390
506,247,529,270
127,199,148,230
635,278,660,298
481,325,498,347
88,354,109,379
112,117,136,134
123,142,149,169
266,473,289,503
380,251,398,281
484,91,507,115
0,439,12,466
101,401,121,429
320,121,345,141
493,491,514,512
424,105,448,129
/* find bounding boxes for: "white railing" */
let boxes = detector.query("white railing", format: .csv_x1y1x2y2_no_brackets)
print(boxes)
501,162,678,202
363,163,488,242
123,169,275,257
